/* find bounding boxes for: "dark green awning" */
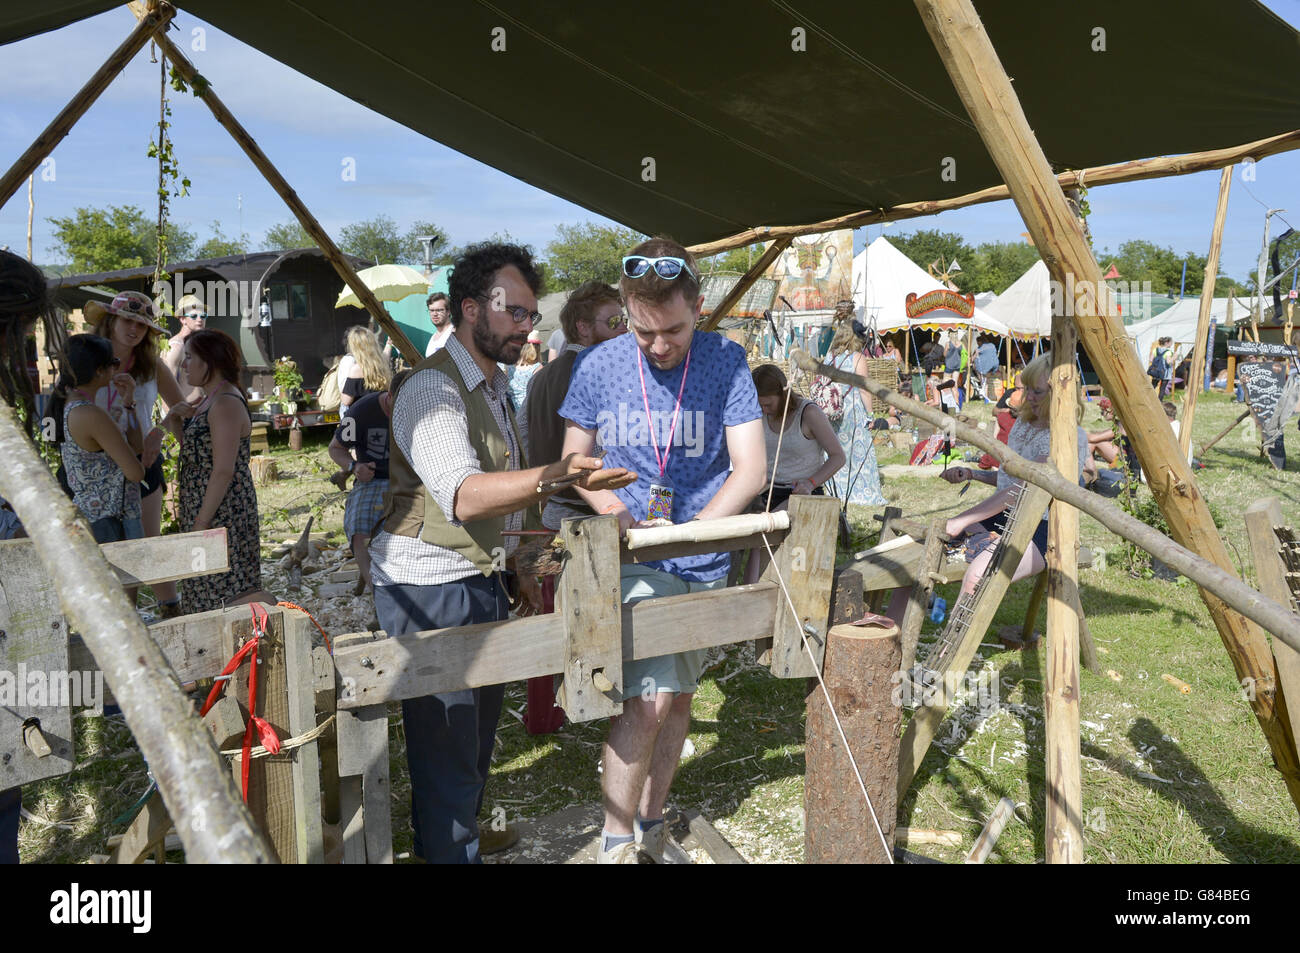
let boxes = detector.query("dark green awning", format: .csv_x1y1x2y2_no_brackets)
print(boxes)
8,1,1300,244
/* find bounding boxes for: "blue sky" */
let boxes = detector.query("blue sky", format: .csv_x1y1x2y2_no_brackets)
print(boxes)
3,1,1299,282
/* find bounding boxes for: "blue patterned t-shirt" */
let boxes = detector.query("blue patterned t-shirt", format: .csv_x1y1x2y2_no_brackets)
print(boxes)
560,330,761,581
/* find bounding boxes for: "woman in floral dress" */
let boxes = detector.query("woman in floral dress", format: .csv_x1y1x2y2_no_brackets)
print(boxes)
178,329,273,613
823,323,887,507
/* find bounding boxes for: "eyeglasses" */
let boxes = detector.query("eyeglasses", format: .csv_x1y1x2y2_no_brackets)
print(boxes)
605,311,629,330
473,295,541,325
109,357,121,367
622,256,696,281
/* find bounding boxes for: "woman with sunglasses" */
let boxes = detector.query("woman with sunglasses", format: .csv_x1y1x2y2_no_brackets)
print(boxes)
937,351,1090,608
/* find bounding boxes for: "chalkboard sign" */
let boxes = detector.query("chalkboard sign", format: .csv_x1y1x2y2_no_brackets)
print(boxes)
1238,361,1294,469
1227,340,1298,359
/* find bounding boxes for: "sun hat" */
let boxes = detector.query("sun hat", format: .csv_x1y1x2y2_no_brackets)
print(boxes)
526,329,543,344
84,291,166,333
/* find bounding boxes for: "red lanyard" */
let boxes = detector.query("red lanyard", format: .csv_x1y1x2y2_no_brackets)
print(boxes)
636,345,691,479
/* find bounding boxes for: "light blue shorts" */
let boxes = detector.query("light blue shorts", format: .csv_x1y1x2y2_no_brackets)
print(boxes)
620,564,727,700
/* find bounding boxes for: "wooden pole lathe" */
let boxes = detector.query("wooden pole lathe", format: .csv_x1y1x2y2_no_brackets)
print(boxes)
126,4,420,364
699,237,791,333
1180,167,1234,460
791,349,1300,652
1045,300,1082,864
1243,500,1300,754
0,404,272,863
0,3,174,210
912,0,1300,814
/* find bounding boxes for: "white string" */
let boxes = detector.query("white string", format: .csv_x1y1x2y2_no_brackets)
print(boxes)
764,380,795,511
759,533,894,863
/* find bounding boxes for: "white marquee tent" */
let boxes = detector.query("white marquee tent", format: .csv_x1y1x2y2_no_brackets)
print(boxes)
1126,295,1254,363
851,236,1009,337
983,259,1052,339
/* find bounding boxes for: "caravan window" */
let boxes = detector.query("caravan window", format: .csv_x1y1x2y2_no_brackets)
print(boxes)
268,281,311,321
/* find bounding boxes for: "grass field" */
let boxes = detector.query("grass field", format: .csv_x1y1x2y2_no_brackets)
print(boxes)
15,388,1300,864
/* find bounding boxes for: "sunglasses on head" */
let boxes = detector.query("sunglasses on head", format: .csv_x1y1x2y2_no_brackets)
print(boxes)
622,256,696,281
473,294,541,325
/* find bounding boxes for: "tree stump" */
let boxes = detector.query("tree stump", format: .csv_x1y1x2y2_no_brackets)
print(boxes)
805,620,901,864
249,455,278,486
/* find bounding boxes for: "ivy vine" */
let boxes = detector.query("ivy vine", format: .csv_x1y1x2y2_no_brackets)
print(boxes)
146,52,194,298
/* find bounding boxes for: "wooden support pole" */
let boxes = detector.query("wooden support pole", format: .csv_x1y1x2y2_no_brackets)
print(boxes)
127,4,420,364
911,0,1300,815
964,797,1016,864
1180,167,1234,459
793,349,1300,652
1200,408,1251,456
557,515,623,721
0,403,272,863
1045,308,1083,864
899,517,946,673
686,129,1300,258
0,3,174,210
1243,500,1300,753
764,495,841,678
805,621,901,863
699,237,791,332
1021,572,1048,642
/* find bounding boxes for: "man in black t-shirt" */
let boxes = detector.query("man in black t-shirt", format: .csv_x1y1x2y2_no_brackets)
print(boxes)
328,370,409,592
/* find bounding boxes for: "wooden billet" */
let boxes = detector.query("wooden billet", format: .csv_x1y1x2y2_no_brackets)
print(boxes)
558,516,623,722
763,495,840,679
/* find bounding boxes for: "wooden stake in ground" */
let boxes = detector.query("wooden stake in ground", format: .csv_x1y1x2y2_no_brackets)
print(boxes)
1244,500,1300,753
805,621,901,863
1180,167,1234,460
0,3,174,209
126,4,420,364
1045,304,1082,864
913,0,1300,816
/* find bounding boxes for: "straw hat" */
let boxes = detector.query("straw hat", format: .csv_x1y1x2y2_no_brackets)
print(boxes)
84,291,165,333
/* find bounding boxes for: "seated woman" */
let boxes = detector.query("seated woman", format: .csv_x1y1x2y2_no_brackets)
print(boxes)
46,334,147,543
935,352,1090,601
178,329,274,613
744,365,846,583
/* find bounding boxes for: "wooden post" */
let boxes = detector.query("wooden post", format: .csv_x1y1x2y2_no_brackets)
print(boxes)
334,631,393,864
913,0,1300,814
805,621,901,863
127,4,420,364
764,495,841,678
0,3,174,209
1180,168,1234,459
699,237,790,332
0,404,272,863
1045,307,1083,864
557,515,623,721
1244,500,1300,752
1021,572,1048,642
898,517,946,672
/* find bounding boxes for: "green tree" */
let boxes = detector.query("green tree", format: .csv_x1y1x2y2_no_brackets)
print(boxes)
1099,240,1207,295
543,222,645,292
339,215,405,264
700,243,767,275
888,229,973,286
195,221,249,259
404,220,449,267
263,220,317,251
963,240,1041,295
47,205,195,274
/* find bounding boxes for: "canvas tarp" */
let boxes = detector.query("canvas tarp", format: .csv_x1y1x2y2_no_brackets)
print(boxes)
6,2,1300,245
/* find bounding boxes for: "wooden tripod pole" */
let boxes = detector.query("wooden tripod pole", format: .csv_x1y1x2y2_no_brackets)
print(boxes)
127,4,420,364
914,0,1300,816
1180,167,1234,460
699,237,790,332
1045,302,1082,863
0,2,174,209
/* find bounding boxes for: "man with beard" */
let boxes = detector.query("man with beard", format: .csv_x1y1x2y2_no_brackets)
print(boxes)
368,242,633,863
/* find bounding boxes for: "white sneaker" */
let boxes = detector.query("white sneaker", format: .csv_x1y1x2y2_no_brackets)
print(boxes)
597,839,651,865
636,821,692,865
